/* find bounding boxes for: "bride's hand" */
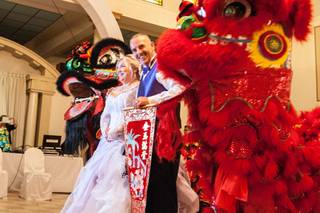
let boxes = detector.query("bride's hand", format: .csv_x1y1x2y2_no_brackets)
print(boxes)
107,126,124,139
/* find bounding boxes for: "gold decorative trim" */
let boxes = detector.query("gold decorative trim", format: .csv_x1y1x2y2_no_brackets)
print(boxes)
143,0,163,6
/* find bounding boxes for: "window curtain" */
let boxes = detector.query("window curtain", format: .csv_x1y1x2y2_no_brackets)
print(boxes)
0,71,27,150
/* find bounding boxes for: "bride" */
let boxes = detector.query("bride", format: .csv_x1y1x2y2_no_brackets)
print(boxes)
61,55,140,213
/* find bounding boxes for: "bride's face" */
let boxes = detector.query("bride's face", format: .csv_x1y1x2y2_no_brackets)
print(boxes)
117,62,134,84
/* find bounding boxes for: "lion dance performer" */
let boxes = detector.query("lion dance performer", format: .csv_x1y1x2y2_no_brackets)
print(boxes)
156,0,320,212
56,38,130,159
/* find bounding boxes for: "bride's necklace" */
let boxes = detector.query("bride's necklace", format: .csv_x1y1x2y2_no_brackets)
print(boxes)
109,81,139,96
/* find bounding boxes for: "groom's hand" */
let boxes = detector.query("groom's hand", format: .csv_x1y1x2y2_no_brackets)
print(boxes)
136,97,149,108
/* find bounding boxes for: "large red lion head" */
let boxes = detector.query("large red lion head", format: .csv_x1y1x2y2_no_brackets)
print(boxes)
157,0,312,84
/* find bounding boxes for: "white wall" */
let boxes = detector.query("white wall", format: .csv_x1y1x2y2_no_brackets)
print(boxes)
315,0,320,17
291,0,320,111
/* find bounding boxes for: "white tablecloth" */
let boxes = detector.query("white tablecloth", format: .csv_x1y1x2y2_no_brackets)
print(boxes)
2,152,83,193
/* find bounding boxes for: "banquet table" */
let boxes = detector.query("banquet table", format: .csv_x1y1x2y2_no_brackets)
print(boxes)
2,152,83,193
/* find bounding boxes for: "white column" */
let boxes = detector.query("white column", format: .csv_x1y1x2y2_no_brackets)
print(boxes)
24,91,39,150
36,93,53,147
25,75,56,149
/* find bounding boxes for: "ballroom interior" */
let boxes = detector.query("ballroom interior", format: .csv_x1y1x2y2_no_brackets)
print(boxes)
0,0,320,212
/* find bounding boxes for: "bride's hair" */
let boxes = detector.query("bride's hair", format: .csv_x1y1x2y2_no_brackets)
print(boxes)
116,54,140,80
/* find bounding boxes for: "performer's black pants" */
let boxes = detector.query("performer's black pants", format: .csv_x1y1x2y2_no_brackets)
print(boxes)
145,152,180,213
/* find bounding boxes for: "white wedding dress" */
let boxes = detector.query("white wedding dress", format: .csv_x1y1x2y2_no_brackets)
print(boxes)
61,83,138,213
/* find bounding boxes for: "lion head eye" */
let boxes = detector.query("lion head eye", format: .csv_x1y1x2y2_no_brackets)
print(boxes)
223,0,252,19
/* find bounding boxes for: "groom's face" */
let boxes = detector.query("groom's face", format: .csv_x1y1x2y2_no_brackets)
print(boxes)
130,35,155,66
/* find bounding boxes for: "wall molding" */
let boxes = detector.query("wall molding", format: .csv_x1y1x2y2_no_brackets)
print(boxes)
0,36,59,79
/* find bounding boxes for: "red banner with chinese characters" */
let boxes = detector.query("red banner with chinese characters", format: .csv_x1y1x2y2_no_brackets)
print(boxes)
124,107,157,213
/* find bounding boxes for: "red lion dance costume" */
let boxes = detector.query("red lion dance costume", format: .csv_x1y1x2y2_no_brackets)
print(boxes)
156,0,320,212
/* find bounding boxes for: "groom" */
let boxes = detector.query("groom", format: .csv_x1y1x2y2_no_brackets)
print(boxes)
130,33,185,213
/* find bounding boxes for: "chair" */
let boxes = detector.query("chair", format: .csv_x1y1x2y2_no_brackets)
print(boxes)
0,149,8,199
19,148,52,201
